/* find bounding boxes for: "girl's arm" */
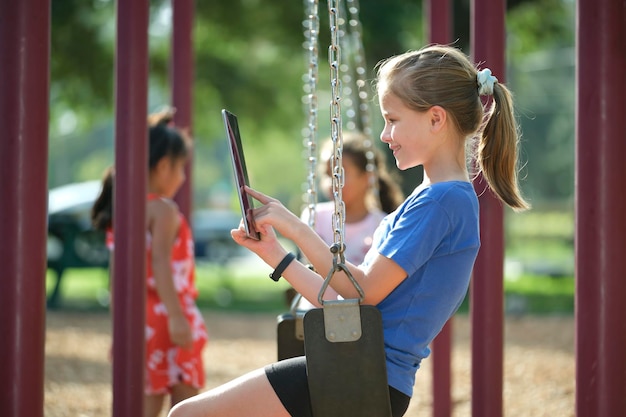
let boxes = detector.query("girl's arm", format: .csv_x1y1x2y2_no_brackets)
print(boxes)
150,199,193,349
234,187,408,305
281,219,407,305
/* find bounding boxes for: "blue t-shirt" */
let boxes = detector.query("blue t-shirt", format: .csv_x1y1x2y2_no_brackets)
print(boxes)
362,181,480,397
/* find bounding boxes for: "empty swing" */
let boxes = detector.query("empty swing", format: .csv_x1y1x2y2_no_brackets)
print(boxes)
275,0,321,362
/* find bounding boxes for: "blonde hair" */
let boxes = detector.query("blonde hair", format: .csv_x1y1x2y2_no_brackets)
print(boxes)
375,45,529,211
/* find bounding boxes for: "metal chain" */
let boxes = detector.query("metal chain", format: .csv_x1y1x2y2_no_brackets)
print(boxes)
345,0,371,139
328,0,346,258
345,0,379,206
303,0,320,229
336,2,355,132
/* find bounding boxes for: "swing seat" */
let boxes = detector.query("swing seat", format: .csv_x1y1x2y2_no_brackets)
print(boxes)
276,310,305,361
304,299,392,417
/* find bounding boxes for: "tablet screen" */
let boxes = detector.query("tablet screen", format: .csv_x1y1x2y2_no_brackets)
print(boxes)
222,109,260,240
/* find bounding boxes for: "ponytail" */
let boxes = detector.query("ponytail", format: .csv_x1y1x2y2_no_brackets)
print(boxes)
91,166,114,231
478,84,530,211
147,106,175,127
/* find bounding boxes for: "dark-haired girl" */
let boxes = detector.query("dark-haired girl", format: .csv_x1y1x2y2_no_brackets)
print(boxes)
92,111,208,417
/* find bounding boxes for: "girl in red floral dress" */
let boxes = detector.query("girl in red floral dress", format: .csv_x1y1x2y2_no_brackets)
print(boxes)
92,110,208,417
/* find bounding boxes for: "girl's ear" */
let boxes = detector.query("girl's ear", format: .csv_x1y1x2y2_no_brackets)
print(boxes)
429,105,447,133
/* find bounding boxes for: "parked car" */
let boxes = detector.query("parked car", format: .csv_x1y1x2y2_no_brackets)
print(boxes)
46,181,243,306
191,209,245,264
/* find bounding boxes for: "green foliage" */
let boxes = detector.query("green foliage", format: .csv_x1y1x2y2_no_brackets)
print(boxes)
506,0,575,204
46,265,292,312
47,264,574,314
45,0,578,320
505,274,574,296
48,0,576,208
507,0,575,55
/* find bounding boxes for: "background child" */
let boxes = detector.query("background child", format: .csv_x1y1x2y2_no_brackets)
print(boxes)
301,132,404,264
170,44,529,417
92,110,208,417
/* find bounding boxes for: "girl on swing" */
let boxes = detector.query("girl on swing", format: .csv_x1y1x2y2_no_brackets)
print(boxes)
170,44,529,417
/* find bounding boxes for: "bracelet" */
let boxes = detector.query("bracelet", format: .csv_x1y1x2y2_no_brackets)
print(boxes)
270,252,296,282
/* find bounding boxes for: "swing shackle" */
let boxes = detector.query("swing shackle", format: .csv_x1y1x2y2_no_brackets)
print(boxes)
318,251,365,305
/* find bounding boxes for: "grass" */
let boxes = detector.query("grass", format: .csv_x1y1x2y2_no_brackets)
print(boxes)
47,264,574,315
504,273,574,315
47,262,293,312
46,209,577,314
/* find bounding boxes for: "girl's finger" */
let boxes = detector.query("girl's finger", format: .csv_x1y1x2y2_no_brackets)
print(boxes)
244,186,275,205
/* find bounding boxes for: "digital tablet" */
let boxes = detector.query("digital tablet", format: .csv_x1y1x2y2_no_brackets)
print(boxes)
222,109,260,240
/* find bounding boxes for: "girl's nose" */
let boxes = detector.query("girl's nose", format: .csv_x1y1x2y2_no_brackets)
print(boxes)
380,127,391,144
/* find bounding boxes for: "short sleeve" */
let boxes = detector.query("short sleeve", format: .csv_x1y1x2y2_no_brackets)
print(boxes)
378,197,450,277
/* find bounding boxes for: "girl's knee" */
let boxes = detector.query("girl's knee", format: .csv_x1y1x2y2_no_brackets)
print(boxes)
167,400,192,417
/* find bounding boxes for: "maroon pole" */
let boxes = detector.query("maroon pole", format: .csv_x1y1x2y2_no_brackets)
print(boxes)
425,1,453,416
575,0,626,415
112,0,149,416
425,0,451,45
470,0,506,416
431,321,452,417
0,2,50,417
172,0,195,220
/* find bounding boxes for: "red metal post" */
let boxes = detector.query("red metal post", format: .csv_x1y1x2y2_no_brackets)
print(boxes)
425,1,453,416
112,0,149,416
470,0,506,416
172,0,195,220
575,0,626,415
431,321,453,417
425,0,451,45
0,2,50,417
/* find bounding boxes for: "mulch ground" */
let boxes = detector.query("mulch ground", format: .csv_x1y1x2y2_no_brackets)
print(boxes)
44,310,574,416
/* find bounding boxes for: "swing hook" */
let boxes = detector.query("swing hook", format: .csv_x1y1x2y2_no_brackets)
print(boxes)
318,244,365,306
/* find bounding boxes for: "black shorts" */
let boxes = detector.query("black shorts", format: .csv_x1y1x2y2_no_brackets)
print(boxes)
265,356,411,417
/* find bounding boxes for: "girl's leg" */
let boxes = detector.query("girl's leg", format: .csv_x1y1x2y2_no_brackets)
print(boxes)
144,393,166,417
168,367,290,417
170,383,199,409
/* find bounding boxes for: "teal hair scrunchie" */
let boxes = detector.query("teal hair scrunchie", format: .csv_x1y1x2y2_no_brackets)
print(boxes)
477,68,498,96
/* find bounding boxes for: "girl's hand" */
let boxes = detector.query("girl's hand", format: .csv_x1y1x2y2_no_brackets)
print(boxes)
168,314,193,350
231,186,304,267
243,186,303,240
231,218,286,268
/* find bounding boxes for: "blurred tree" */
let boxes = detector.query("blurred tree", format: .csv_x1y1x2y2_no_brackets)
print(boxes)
506,0,575,205
50,0,114,134
48,0,575,209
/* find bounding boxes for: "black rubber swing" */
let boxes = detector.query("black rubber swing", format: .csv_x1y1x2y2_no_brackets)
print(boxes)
276,292,306,361
302,251,392,417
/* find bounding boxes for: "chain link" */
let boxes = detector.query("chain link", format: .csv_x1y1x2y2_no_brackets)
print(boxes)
328,0,346,258
303,0,320,229
345,0,379,206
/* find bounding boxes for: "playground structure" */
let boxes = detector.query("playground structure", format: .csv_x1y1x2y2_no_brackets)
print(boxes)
1,1,624,417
